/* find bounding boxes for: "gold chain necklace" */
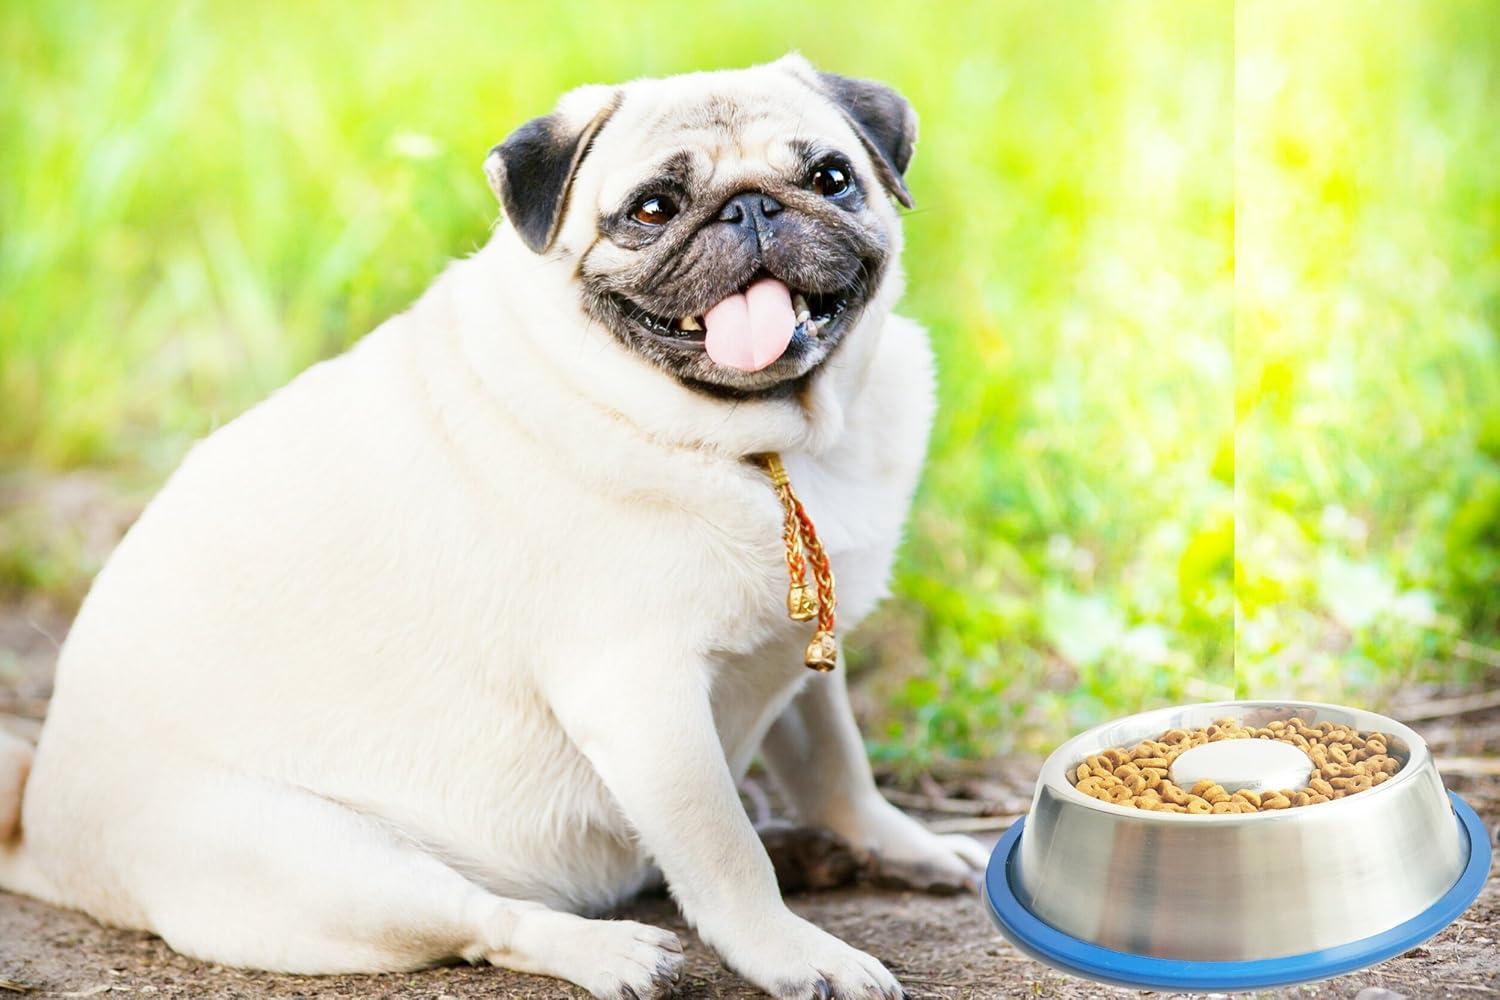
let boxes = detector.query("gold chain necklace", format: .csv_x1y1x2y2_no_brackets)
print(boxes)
754,453,837,670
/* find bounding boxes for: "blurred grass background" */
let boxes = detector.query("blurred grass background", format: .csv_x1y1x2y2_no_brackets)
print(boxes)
0,1,1496,764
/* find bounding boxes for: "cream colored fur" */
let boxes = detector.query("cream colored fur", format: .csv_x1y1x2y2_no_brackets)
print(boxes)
0,56,986,999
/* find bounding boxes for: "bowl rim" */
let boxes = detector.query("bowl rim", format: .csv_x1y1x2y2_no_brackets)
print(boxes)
1039,699,1432,824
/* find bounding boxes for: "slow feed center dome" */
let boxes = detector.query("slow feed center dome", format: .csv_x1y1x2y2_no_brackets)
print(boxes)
983,701,1491,992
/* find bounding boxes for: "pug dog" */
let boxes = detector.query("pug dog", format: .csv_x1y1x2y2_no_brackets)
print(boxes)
0,55,987,999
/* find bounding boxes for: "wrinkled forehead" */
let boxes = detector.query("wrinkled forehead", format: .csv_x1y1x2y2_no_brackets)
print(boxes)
585,72,858,207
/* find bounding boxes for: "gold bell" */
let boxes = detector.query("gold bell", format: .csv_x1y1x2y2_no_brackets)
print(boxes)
786,583,817,621
803,629,838,671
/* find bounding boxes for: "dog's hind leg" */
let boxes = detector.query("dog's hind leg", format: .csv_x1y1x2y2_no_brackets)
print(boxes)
0,726,62,905
101,769,682,997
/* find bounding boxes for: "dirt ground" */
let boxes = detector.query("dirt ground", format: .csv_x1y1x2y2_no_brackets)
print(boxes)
2,602,1498,999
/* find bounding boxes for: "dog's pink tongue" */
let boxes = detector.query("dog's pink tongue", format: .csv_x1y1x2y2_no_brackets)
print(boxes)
702,277,795,372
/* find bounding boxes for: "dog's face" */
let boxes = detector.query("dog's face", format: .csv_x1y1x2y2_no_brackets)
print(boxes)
485,57,916,398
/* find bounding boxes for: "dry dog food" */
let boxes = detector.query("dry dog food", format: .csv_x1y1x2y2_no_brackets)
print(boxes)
1069,716,1403,813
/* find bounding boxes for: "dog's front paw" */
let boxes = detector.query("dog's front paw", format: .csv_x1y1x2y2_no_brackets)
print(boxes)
505,915,682,1000
581,920,683,1000
713,912,901,1000
848,801,989,895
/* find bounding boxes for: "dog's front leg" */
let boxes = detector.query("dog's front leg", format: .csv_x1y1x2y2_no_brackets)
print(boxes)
543,647,901,1000
760,657,989,893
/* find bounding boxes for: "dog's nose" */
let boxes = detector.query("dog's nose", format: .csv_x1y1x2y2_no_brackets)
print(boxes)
717,191,783,235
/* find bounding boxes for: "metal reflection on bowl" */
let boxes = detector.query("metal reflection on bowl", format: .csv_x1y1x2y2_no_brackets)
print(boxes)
1013,701,1464,961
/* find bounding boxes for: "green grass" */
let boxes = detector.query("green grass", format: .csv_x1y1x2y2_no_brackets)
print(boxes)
1,1,1497,760
1232,1,1500,707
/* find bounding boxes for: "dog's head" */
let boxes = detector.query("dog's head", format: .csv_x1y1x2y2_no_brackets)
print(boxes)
485,56,916,398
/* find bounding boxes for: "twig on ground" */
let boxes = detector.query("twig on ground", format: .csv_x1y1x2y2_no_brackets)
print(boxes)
1399,688,1500,721
916,770,947,803
738,776,773,827
882,757,1039,781
0,980,34,995
881,788,1002,816
925,815,1022,834
24,614,62,651
1438,757,1500,776
1455,640,1500,671
1423,720,1500,748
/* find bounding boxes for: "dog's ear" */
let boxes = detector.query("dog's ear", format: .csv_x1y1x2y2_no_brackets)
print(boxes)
815,71,917,209
485,87,620,254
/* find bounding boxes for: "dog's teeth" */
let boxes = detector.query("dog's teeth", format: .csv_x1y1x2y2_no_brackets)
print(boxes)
794,310,811,325
792,293,809,316
679,315,702,332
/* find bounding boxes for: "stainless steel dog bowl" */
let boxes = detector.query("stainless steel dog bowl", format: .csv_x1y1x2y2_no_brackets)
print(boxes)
984,701,1492,991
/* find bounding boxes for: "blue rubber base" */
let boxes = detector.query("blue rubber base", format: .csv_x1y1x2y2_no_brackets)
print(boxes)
983,791,1492,992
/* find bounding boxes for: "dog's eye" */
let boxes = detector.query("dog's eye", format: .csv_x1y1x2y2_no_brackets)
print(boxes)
632,196,678,226
809,160,853,198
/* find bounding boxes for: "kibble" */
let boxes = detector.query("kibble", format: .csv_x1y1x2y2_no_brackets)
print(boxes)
1067,716,1403,813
